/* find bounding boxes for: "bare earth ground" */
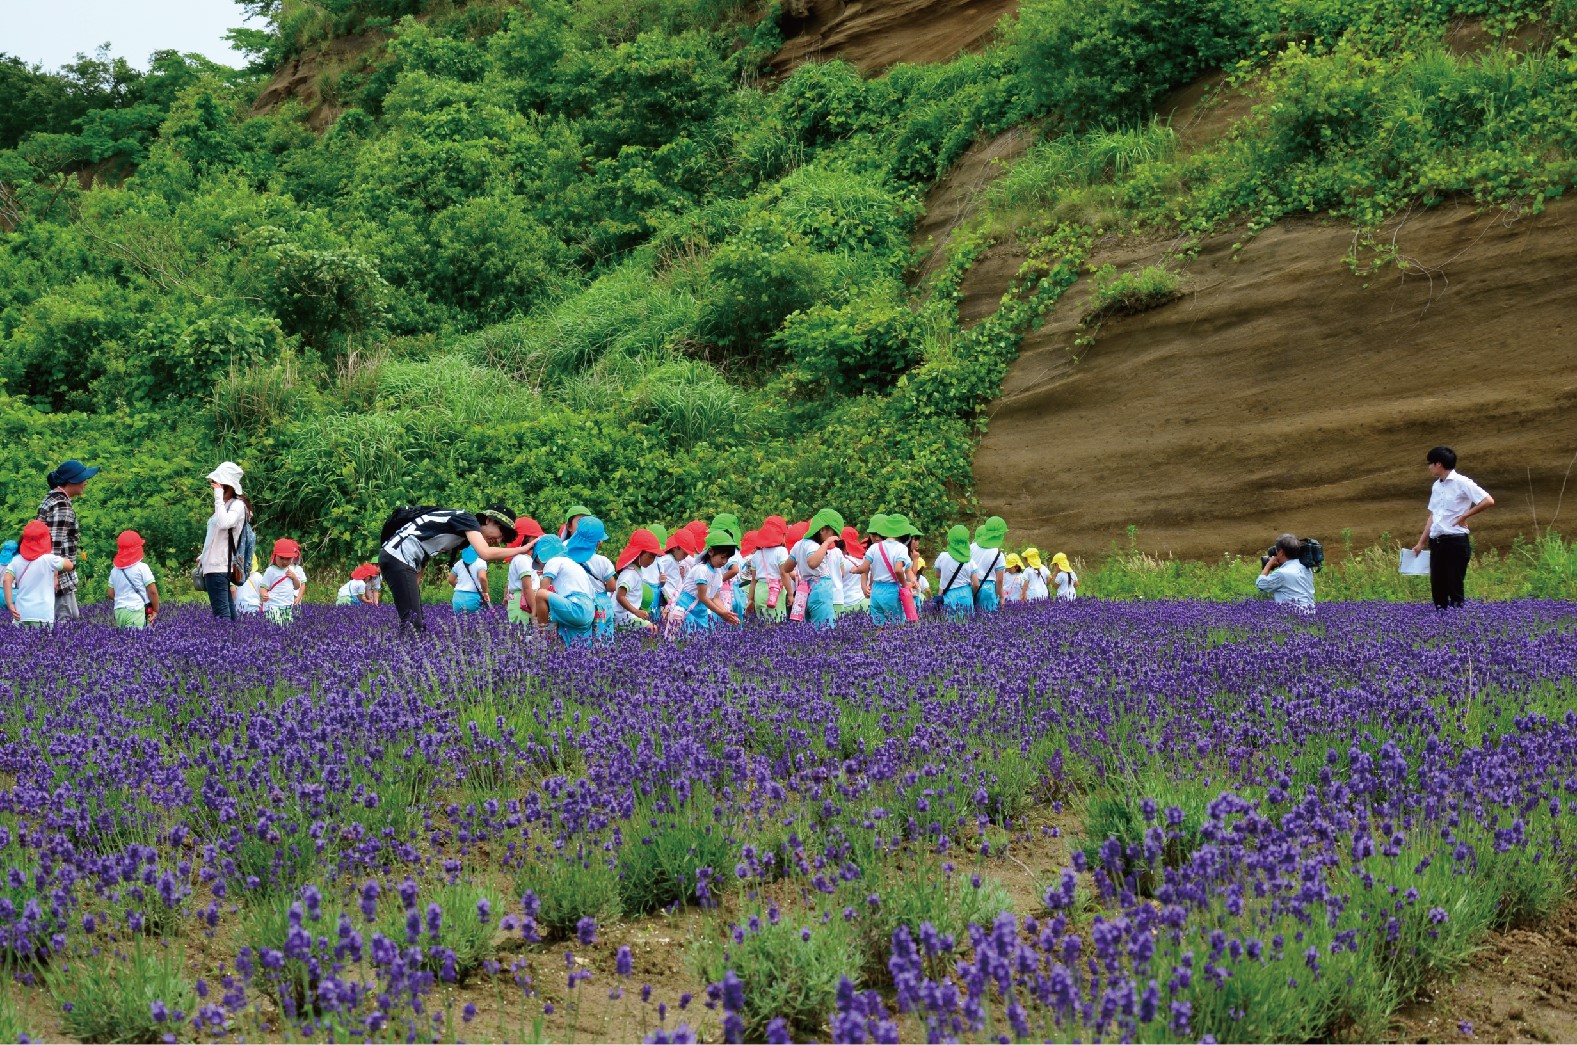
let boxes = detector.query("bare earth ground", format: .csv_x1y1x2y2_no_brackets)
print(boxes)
771,0,1018,75
1396,902,1577,1044
971,199,1577,562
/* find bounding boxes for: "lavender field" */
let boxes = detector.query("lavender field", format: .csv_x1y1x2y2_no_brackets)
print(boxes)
1,600,1574,1043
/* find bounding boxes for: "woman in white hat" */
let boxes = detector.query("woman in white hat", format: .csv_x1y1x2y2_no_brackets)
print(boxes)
199,462,251,619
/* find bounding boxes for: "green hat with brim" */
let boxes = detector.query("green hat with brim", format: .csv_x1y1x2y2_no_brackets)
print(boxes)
808,508,845,537
564,504,591,525
711,513,743,544
705,531,738,551
945,525,971,562
871,514,910,540
974,516,1008,550
647,524,669,547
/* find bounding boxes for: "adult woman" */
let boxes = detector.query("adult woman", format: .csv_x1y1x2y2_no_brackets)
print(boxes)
199,462,250,620
377,503,518,634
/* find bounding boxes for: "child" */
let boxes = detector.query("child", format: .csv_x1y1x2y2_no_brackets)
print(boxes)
505,517,546,625
735,531,758,619
1023,548,1051,601
336,563,381,606
614,529,663,630
751,516,790,621
782,511,842,629
970,516,1009,612
449,547,490,613
913,554,932,605
259,538,307,623
232,567,265,615
564,516,615,641
659,530,695,609
836,526,869,618
932,525,983,619
1003,553,1028,604
3,521,74,627
0,541,15,569
1052,552,1079,601
531,534,598,646
862,514,914,626
107,530,160,628
669,533,742,634
710,514,745,625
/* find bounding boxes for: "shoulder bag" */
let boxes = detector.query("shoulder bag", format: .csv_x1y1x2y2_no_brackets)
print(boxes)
876,541,919,622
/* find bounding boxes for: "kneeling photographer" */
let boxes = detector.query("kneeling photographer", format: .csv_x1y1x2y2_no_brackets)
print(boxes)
1255,533,1316,610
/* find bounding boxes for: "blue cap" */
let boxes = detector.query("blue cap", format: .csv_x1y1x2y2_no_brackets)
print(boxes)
461,547,479,565
50,459,100,485
533,534,567,563
565,516,607,564
0,540,15,567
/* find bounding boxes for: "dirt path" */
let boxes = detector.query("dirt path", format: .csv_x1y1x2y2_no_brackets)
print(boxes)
1395,902,1577,1043
972,198,1577,561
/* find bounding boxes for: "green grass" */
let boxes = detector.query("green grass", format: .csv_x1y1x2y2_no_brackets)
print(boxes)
47,941,196,1045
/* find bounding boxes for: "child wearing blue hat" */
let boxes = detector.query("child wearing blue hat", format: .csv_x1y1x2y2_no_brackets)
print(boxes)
448,547,490,613
530,533,599,646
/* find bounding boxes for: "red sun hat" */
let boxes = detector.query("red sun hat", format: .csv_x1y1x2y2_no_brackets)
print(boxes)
508,516,545,549
758,516,787,549
684,520,708,544
840,526,866,560
787,521,811,547
616,528,663,572
740,530,759,557
18,520,51,562
272,538,301,560
113,530,146,569
350,563,379,581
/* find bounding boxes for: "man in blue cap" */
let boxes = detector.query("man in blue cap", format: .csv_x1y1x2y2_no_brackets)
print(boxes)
39,459,99,621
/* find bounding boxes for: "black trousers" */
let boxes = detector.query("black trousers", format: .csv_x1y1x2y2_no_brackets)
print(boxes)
378,551,426,633
1429,534,1471,609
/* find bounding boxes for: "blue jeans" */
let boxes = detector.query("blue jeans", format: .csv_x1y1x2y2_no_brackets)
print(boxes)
204,572,234,620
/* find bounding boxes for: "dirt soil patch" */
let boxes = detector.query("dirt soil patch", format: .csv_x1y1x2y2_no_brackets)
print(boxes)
772,0,1017,75
1394,901,1577,1043
972,198,1577,561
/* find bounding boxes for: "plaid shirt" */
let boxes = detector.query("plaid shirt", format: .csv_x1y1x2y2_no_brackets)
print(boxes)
37,490,79,595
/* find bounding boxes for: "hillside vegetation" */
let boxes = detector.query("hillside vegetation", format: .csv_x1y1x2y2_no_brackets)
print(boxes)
1,0,1574,573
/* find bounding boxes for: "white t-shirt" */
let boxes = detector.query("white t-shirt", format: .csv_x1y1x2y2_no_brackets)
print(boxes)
1003,571,1027,602
970,544,1005,586
6,555,64,623
642,559,662,598
450,560,485,594
1428,471,1491,537
337,578,367,602
827,548,846,606
933,552,981,597
506,554,537,594
658,554,686,602
585,554,615,592
260,565,306,608
864,539,911,585
840,553,865,604
234,571,264,613
790,539,836,585
615,566,646,623
110,562,156,612
1054,569,1079,601
719,552,744,598
681,560,719,604
1025,566,1051,600
751,547,788,588
541,556,599,601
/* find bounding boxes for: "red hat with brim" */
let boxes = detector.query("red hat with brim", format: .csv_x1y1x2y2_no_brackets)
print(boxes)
351,563,379,581
758,516,787,549
113,530,145,569
741,530,759,557
787,521,810,547
18,520,51,562
273,538,300,559
508,517,545,549
840,526,866,560
617,529,663,572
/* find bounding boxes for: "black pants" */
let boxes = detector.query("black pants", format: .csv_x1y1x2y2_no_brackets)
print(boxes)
203,572,235,620
378,552,425,633
1429,534,1471,609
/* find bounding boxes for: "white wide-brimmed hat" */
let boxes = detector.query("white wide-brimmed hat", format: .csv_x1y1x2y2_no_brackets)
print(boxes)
207,461,244,495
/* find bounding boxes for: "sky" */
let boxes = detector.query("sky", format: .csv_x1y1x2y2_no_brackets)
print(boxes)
1,0,257,71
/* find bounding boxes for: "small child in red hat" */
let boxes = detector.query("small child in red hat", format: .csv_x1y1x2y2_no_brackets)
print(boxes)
4,520,75,627
107,530,160,628
260,538,307,623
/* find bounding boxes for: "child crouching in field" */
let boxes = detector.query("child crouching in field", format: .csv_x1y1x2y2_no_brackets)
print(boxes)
108,530,160,628
260,539,307,623
336,563,381,606
614,529,662,631
4,521,74,627
504,517,545,626
668,533,741,635
530,534,598,646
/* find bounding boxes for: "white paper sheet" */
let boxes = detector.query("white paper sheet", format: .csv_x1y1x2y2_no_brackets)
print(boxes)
1399,549,1431,576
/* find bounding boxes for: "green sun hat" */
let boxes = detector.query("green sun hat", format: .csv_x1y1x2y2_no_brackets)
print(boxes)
888,513,921,537
945,524,971,562
808,507,845,537
705,529,739,551
710,512,743,543
871,514,909,540
647,523,669,547
564,504,591,526
974,515,1008,550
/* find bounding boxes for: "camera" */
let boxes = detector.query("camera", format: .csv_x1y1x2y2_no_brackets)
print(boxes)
1261,537,1324,572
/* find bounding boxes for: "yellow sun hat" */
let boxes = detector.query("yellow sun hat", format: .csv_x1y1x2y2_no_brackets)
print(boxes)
1023,548,1043,570
1051,552,1072,572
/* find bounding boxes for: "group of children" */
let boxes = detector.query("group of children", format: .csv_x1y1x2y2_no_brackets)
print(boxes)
442,507,1079,647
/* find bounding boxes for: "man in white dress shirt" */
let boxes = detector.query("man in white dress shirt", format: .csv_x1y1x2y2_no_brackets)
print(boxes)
1411,446,1494,609
1255,533,1315,611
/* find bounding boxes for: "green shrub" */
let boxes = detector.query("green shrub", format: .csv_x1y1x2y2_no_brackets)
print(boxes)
691,908,861,1039
1084,263,1181,321
48,941,196,1045
515,850,624,939
618,797,738,915
849,861,1012,980
700,214,828,359
774,280,921,394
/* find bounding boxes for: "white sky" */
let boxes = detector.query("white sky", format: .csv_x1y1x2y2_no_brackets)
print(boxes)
1,0,258,71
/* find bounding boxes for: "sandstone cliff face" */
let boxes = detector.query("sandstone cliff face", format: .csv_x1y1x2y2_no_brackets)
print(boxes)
771,0,1017,74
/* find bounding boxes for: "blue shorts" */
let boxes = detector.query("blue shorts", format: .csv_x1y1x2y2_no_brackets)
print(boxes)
869,582,904,625
977,582,1002,613
548,592,596,645
452,591,484,613
806,578,837,629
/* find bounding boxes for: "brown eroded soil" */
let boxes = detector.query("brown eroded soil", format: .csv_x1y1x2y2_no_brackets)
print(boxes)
972,199,1577,562
1394,901,1577,1044
771,0,1017,75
